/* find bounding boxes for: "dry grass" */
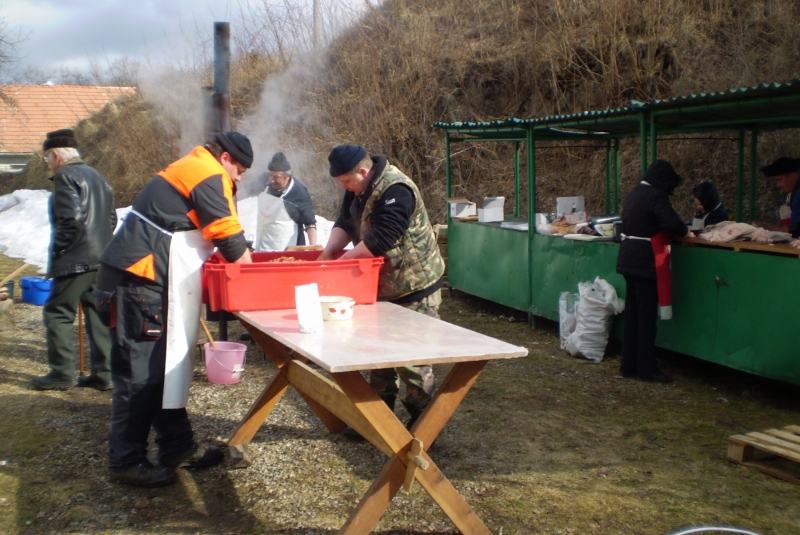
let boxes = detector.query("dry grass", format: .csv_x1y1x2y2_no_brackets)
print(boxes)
3,0,800,221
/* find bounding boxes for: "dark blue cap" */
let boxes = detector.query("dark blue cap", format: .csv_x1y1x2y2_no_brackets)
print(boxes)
328,144,367,177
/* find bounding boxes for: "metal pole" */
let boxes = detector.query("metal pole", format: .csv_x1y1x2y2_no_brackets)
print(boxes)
737,130,744,221
514,141,521,217
605,139,611,213
213,21,232,339
526,128,536,328
445,135,452,194
213,22,232,132
649,114,657,164
614,138,621,213
750,129,758,223
639,112,648,174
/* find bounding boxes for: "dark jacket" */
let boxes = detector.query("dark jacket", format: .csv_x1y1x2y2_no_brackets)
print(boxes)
48,158,116,278
692,181,728,227
100,146,248,288
616,160,688,280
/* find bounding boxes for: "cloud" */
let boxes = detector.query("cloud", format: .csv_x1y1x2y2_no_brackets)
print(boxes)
2,0,236,73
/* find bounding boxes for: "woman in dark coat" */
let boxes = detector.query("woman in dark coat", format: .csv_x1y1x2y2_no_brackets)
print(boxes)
692,181,728,230
616,160,690,383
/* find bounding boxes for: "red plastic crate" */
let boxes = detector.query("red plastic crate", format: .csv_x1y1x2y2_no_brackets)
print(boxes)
203,251,384,312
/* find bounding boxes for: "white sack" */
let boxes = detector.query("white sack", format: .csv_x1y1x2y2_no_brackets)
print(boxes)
564,277,624,362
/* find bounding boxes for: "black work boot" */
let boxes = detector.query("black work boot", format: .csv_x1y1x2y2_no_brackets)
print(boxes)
77,374,113,391
342,395,396,441
110,461,175,488
402,400,424,430
31,374,77,391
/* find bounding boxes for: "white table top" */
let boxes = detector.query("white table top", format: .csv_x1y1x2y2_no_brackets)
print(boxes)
237,302,528,372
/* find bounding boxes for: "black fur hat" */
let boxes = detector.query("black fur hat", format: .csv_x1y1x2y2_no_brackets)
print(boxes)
43,129,78,151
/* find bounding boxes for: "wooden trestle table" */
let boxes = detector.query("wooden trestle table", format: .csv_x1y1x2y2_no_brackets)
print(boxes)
227,302,528,534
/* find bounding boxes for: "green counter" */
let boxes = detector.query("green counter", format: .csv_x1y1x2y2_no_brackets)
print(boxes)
448,220,800,385
447,219,530,312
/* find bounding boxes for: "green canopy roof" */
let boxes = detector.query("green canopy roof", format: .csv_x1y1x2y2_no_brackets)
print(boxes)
434,78,800,138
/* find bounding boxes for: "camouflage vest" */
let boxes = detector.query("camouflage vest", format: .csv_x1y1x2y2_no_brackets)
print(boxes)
360,164,445,301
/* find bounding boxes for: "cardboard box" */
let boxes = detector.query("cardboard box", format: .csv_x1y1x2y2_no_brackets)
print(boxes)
447,197,477,218
478,196,505,223
556,196,585,217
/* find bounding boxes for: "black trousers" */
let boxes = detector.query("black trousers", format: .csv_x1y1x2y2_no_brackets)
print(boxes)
106,278,194,469
620,276,659,379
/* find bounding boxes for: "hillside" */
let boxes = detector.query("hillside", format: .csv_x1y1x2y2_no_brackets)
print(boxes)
6,0,800,220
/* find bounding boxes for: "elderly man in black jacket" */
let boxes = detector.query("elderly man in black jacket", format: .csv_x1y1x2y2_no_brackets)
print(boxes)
32,129,117,391
616,160,692,383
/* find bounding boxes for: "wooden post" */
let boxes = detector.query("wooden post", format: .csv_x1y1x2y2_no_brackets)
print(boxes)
78,303,85,375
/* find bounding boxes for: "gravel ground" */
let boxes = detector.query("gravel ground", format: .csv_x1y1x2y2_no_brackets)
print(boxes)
2,289,800,535
0,295,523,535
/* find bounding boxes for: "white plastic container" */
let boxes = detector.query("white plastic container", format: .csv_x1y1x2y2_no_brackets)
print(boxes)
319,296,355,321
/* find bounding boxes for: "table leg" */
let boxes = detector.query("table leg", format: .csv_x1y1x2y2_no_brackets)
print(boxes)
228,373,289,447
411,360,487,448
228,321,347,448
338,456,406,535
334,362,490,535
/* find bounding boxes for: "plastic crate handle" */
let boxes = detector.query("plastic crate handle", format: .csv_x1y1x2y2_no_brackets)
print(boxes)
358,258,374,274
224,263,241,279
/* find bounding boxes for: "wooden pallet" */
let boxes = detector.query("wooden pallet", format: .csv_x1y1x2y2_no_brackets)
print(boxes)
728,425,800,484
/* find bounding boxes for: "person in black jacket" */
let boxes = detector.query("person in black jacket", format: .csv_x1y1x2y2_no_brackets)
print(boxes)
616,160,691,383
32,129,116,391
691,181,728,230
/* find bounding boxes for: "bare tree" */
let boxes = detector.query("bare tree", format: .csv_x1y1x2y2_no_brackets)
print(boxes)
0,15,24,101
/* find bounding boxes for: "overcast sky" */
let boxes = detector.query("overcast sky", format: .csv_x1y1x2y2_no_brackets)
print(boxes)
1,0,367,80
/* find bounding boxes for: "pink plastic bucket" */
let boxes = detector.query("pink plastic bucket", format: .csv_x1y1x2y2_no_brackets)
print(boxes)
204,341,246,384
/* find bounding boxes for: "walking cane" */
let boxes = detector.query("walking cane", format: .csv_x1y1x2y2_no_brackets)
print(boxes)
78,302,85,376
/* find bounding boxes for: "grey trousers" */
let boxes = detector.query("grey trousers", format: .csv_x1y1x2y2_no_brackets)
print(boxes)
43,271,112,382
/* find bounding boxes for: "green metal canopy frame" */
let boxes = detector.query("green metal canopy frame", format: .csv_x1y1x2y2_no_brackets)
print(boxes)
436,78,800,223
434,79,800,385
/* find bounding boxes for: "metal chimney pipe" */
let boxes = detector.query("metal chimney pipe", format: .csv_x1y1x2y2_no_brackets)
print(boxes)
211,21,232,133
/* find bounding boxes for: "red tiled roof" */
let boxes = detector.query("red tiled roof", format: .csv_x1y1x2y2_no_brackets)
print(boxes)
0,84,137,154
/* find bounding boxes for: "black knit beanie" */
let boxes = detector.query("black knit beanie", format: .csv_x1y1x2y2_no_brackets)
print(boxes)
43,129,78,151
215,131,254,168
268,152,291,172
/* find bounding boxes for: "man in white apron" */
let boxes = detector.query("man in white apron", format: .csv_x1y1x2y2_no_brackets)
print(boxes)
254,152,317,251
96,132,254,487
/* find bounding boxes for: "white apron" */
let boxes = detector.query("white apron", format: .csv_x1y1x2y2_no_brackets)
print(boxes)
163,230,215,409
780,193,793,226
255,184,298,252
691,202,722,231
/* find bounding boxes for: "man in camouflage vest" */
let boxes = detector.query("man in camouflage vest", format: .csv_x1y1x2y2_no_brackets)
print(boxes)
318,144,445,441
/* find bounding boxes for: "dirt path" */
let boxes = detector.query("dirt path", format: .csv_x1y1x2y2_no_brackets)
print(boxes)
0,261,799,533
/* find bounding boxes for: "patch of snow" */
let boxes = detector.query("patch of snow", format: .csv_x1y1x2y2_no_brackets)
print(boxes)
0,189,335,275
